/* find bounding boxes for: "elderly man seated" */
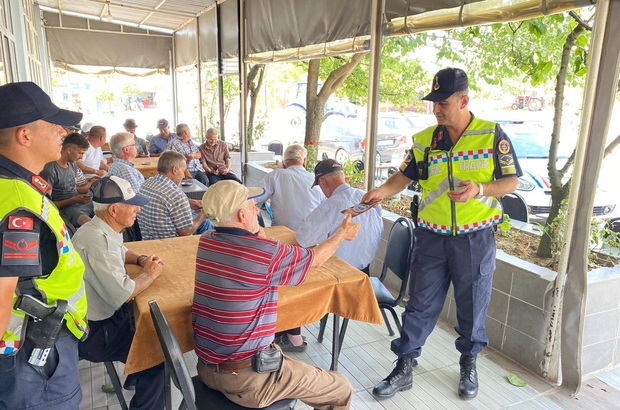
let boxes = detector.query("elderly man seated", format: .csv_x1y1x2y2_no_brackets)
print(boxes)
72,176,165,410
254,144,325,231
41,132,94,227
138,151,213,240
123,118,149,157
193,180,359,409
197,127,241,185
149,118,177,156
166,123,209,186
108,132,145,193
253,143,325,351
296,159,383,274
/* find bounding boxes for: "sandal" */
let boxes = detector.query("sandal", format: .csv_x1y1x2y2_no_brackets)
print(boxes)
275,335,308,352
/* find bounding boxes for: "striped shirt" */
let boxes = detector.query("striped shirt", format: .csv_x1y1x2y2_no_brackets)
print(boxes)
166,138,204,173
137,173,193,240
192,227,313,364
108,158,145,193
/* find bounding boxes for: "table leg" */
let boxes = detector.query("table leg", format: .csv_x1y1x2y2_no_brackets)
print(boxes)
338,318,349,353
330,315,340,371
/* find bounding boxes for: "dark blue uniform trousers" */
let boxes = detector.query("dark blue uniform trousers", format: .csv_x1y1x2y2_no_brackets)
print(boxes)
391,227,496,359
0,331,81,410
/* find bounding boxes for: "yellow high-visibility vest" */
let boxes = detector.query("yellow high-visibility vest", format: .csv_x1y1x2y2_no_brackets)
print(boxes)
0,177,88,355
412,118,503,235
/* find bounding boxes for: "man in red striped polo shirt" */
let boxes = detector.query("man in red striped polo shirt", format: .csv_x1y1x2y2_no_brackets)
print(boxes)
192,180,359,409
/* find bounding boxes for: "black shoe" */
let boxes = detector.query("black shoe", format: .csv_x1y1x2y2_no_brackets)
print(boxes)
123,374,137,391
372,357,418,399
458,354,478,399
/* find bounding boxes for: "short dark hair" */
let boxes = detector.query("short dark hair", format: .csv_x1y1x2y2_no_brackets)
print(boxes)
63,132,90,149
88,125,106,139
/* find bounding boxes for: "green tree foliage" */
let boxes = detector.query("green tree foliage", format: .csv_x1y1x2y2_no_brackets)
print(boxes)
300,35,429,145
439,10,603,258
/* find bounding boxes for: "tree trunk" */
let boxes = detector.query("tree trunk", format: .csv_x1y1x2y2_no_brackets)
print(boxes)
304,53,366,146
536,24,584,258
247,64,265,149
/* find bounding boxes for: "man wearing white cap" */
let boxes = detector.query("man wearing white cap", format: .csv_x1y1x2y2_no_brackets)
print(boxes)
192,180,359,409
72,176,166,410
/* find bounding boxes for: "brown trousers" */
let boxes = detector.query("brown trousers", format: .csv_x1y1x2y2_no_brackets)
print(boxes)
197,353,352,410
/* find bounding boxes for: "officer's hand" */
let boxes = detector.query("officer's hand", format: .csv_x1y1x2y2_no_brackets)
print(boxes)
447,180,478,202
339,214,360,241
361,189,384,206
143,255,163,278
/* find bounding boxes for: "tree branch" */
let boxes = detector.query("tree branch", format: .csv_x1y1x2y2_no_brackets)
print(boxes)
604,134,620,159
569,11,592,31
319,53,366,100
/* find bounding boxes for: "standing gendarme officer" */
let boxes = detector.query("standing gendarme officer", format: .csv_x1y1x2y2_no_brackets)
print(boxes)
362,68,522,400
0,82,88,410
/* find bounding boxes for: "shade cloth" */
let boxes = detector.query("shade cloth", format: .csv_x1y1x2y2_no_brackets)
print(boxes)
123,226,382,374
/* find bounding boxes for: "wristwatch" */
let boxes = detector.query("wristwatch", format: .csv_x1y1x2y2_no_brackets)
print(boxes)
475,183,484,199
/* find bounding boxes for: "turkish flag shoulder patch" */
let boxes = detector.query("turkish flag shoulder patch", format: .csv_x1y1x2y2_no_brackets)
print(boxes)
8,216,34,230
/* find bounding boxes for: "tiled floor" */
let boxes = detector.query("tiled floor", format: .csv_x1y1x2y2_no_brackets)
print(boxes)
78,307,620,409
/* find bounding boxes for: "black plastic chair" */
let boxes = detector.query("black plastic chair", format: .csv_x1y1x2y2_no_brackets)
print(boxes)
148,300,297,410
267,141,283,156
370,217,415,336
499,192,529,223
103,361,129,410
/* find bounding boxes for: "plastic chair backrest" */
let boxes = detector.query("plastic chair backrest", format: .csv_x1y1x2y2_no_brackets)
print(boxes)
267,141,283,156
149,300,197,410
381,217,414,300
500,193,528,223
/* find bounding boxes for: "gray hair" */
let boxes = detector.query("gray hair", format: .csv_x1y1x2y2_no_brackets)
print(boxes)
454,89,469,99
93,202,111,214
109,132,134,156
206,128,218,137
283,144,307,165
176,123,189,136
321,170,345,183
157,150,186,173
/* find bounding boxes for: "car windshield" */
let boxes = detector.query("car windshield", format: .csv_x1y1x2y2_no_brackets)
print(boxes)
500,123,573,159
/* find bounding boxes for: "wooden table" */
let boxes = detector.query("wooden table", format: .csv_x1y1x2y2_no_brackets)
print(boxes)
131,157,159,178
123,226,382,374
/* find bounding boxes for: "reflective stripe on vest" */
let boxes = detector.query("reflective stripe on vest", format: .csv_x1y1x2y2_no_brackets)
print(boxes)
0,177,88,355
413,118,503,235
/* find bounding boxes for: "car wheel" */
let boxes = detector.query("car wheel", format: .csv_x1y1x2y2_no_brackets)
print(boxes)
335,149,349,163
511,103,519,110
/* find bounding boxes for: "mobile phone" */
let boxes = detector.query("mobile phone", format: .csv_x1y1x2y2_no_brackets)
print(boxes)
341,199,381,217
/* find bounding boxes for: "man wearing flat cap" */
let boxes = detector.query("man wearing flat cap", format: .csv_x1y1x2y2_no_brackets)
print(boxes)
364,67,523,400
0,82,89,409
72,176,166,410
149,118,177,157
123,118,149,157
192,180,359,409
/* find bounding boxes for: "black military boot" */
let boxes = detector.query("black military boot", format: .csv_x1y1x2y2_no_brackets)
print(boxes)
458,354,478,399
372,357,417,399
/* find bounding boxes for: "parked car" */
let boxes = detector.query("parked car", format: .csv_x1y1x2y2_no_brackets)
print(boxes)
502,121,616,219
317,117,409,164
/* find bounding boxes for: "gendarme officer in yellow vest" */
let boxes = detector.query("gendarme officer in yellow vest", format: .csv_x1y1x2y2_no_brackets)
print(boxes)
0,82,88,410
364,68,522,401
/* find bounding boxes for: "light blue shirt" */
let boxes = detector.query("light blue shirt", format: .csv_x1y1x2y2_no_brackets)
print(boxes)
296,183,383,269
149,132,177,155
254,165,325,231
108,158,145,193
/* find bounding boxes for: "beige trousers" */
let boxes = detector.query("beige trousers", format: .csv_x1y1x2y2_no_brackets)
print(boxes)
197,353,352,410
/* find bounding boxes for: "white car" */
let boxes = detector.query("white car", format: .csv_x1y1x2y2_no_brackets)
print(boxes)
502,121,616,221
